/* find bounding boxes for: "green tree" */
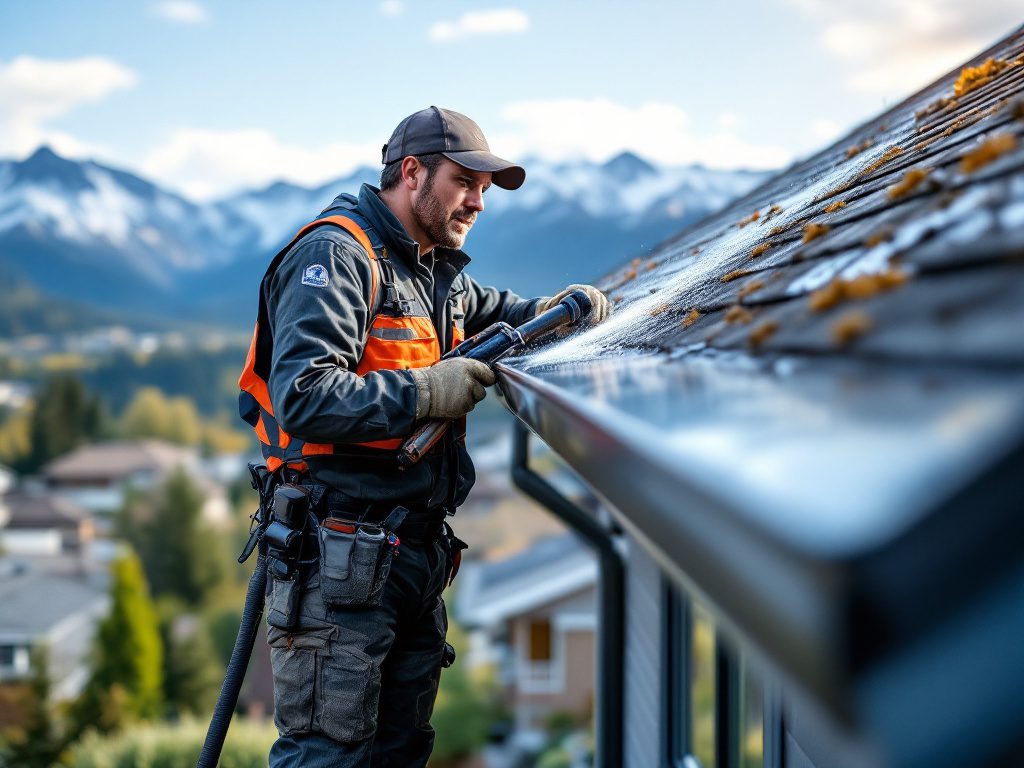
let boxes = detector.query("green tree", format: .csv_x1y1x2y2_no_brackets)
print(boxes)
430,620,494,765
120,386,203,445
21,374,105,472
127,467,222,606
2,647,69,768
156,597,223,717
73,551,164,735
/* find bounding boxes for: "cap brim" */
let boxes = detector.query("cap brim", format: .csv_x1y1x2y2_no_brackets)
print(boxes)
441,150,526,190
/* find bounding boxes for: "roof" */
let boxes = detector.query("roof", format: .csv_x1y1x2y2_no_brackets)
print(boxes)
495,24,1024,768
0,561,108,642
457,534,596,627
2,491,90,530
43,439,198,483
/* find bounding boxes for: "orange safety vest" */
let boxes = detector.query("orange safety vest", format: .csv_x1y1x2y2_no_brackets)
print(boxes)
238,215,465,473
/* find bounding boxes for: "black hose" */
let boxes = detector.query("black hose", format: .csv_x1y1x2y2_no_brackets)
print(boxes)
197,552,268,768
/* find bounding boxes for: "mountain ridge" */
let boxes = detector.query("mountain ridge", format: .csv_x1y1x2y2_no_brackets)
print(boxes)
0,146,770,335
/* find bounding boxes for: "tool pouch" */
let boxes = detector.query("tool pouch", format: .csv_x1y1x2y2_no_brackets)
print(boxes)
267,572,302,629
318,507,407,607
264,485,310,630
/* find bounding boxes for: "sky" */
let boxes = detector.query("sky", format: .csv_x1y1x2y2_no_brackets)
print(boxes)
1,1,1021,200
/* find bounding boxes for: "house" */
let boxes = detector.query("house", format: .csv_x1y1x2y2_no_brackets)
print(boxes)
0,558,109,708
0,464,14,496
42,439,230,526
458,534,597,748
0,491,94,556
494,25,1024,768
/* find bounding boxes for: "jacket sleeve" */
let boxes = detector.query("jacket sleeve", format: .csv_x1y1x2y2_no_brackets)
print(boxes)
266,233,418,444
460,273,547,337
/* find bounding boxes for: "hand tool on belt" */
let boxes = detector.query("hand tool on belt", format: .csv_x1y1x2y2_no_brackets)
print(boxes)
399,288,593,466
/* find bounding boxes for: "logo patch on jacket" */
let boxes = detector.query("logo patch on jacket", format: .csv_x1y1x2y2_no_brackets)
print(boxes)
302,264,329,287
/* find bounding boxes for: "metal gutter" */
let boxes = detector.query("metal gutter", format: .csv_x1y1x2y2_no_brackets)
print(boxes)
495,358,1024,768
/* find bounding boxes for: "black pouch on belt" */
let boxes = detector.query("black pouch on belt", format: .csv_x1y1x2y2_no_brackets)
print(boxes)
318,506,409,607
265,485,310,630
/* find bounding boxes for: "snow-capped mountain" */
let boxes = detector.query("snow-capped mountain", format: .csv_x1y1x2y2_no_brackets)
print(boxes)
0,146,769,333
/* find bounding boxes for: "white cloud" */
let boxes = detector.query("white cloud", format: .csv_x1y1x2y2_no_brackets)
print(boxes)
429,9,530,43
0,55,138,157
141,128,381,200
152,0,208,24
493,98,791,171
785,0,1022,95
380,0,403,17
810,118,841,144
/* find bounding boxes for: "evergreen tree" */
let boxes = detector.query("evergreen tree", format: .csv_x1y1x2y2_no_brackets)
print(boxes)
2,647,68,768
22,374,105,472
72,551,164,735
156,597,223,716
131,467,222,606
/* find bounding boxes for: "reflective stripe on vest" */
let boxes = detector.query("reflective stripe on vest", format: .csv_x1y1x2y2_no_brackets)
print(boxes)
238,215,463,472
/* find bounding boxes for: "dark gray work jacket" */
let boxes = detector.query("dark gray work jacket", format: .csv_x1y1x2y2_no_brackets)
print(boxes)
263,183,543,510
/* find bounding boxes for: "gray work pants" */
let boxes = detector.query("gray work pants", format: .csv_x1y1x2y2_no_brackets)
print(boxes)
267,532,452,768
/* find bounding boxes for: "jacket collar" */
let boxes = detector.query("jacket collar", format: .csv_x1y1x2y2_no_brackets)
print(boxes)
350,184,471,277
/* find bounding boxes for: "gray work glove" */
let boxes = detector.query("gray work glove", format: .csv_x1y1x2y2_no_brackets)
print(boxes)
410,357,497,420
538,284,612,325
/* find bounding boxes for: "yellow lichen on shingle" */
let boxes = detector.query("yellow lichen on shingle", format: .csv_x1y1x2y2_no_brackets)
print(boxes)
859,145,903,178
960,134,1018,174
737,210,761,229
808,269,909,312
748,321,780,350
737,280,765,300
681,309,701,329
954,58,1009,98
887,168,932,200
751,242,774,258
724,305,753,325
646,260,658,271
823,201,847,213
721,269,752,283
831,311,873,346
802,223,831,243
916,97,953,121
846,139,872,158
649,302,672,317
865,229,894,248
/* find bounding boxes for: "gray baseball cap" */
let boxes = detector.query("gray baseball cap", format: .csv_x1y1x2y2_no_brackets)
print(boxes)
382,106,525,190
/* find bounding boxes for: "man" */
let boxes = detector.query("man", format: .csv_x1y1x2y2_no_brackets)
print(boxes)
239,106,610,767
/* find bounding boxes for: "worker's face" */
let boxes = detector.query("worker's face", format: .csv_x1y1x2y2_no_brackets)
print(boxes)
412,158,491,250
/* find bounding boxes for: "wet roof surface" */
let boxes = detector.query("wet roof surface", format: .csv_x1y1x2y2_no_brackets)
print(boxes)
495,28,1024,741
501,26,1024,554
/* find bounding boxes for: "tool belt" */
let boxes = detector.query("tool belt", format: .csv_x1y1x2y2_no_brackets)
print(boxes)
249,466,466,631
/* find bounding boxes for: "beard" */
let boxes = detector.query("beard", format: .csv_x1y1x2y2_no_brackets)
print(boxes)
412,175,474,250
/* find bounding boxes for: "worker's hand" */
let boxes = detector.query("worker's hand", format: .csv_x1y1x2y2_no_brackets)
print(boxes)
539,284,612,324
411,357,497,420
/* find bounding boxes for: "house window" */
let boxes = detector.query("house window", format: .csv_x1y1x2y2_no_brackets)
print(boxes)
528,619,553,661
0,645,15,667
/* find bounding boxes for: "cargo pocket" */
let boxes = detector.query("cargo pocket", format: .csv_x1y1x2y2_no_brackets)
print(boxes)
318,640,381,743
268,627,330,736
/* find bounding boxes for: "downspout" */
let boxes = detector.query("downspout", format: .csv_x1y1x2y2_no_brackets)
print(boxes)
510,420,625,768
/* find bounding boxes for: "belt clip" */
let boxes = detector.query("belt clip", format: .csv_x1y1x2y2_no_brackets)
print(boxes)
380,505,410,532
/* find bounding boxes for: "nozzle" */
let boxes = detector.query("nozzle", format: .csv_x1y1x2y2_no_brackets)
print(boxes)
562,289,593,322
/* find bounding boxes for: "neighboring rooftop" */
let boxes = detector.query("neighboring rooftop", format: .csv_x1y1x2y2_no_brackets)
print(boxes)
458,534,596,627
2,491,90,530
43,439,197,483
